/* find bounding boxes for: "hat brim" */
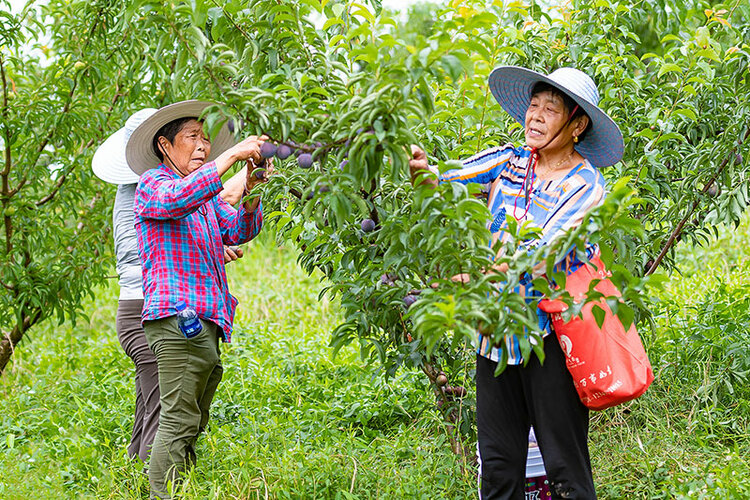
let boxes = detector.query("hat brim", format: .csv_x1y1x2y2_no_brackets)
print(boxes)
92,127,140,185
488,66,624,168
125,100,235,176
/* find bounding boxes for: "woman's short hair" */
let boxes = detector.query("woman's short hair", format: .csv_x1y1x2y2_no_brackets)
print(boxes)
152,117,198,161
531,82,591,141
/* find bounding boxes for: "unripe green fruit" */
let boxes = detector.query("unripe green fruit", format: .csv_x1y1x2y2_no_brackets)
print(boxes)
3,206,16,217
73,61,86,71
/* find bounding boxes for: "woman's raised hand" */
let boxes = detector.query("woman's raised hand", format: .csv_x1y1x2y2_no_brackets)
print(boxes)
408,145,437,187
214,135,268,176
232,135,268,164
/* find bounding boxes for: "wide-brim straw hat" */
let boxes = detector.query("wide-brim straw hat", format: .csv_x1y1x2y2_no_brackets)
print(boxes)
488,66,624,167
92,108,157,184
125,100,234,176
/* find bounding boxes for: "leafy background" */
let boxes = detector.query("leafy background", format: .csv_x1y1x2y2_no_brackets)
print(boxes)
1,0,750,497
3,220,750,498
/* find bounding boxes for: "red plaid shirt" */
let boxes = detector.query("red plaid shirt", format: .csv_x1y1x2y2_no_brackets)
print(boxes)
134,162,263,342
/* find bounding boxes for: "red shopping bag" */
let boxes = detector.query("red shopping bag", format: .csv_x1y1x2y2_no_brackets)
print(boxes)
538,255,654,410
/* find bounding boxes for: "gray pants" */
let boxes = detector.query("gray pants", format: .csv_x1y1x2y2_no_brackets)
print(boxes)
143,316,223,499
116,299,160,463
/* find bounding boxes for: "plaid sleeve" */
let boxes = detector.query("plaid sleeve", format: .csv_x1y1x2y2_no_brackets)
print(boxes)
135,162,223,220
213,196,264,245
525,166,606,255
439,144,517,191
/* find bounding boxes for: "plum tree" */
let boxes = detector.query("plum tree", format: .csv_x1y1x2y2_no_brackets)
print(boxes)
176,0,748,455
0,1,175,373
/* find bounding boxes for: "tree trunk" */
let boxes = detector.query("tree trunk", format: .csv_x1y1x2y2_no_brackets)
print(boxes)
0,309,41,374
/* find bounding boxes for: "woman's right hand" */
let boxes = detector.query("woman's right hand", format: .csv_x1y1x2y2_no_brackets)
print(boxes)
231,135,268,164
409,145,428,173
214,135,268,176
409,145,437,187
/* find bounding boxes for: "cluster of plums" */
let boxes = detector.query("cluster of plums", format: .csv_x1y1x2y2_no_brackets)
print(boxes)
238,126,384,241
380,273,425,310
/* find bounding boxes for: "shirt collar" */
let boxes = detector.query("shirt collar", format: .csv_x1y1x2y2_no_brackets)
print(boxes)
157,163,181,180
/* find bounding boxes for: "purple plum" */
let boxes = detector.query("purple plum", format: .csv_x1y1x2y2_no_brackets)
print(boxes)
260,142,277,158
403,294,418,309
360,218,375,232
276,144,293,160
380,273,397,286
298,153,313,169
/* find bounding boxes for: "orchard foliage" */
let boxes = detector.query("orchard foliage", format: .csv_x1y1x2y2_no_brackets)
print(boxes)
152,0,748,378
1,0,748,390
0,0,175,372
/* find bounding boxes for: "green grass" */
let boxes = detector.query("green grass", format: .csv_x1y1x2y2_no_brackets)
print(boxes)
2,222,750,499
0,236,474,499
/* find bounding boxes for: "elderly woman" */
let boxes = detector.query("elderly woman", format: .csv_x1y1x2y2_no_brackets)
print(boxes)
410,67,624,499
126,100,269,498
91,109,249,465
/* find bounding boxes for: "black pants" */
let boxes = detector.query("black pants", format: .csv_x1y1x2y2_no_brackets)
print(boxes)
476,336,596,499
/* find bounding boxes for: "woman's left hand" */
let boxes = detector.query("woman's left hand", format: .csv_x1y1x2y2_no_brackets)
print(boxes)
242,158,275,211
223,245,244,264
245,157,275,192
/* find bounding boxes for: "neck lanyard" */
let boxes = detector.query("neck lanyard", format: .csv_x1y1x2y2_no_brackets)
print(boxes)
512,105,579,220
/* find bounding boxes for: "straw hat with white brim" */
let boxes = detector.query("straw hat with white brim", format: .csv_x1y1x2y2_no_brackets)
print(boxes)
92,108,157,184
488,66,624,168
125,100,235,176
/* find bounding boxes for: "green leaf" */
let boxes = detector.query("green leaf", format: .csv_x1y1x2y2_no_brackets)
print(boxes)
657,63,683,78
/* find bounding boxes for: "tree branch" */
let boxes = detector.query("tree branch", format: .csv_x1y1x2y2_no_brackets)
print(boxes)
162,13,226,94
646,129,750,275
1,52,14,257
37,90,122,207
0,307,43,375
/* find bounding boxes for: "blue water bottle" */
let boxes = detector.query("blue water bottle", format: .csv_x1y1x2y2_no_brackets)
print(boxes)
175,300,202,338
